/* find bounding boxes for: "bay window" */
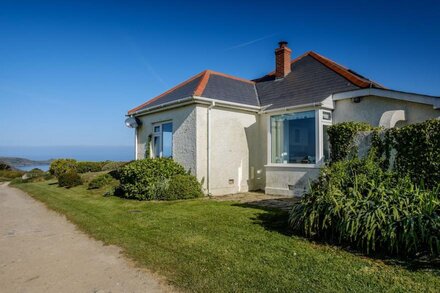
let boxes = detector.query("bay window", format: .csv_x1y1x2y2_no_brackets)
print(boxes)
270,111,316,164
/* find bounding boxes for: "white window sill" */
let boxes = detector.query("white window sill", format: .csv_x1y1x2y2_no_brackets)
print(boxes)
264,163,322,169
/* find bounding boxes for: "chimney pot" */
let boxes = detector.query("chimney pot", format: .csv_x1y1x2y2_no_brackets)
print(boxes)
278,41,288,48
275,41,291,78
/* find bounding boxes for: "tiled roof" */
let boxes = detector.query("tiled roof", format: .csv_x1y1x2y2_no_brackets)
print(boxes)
128,51,384,114
256,54,362,109
128,70,258,114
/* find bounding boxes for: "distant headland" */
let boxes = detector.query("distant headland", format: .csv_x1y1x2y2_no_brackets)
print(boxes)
0,157,53,168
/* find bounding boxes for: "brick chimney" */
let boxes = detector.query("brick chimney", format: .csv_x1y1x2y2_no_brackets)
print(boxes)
275,41,292,78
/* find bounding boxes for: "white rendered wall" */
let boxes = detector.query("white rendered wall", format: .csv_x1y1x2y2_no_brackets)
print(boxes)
333,96,440,126
135,105,198,176
196,105,261,195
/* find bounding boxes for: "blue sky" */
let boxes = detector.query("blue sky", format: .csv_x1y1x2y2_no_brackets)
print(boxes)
0,0,439,147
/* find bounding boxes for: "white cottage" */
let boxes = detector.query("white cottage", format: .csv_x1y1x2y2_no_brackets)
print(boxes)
126,42,440,196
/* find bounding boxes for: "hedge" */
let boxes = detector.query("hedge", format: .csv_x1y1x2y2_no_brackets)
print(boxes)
327,121,374,162
118,158,187,200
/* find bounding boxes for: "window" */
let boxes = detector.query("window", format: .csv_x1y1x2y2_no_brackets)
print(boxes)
152,122,173,158
271,111,316,164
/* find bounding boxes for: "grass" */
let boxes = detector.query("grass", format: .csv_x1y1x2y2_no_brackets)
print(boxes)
14,180,440,292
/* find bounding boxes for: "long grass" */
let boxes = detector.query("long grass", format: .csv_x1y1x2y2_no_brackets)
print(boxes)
290,155,440,257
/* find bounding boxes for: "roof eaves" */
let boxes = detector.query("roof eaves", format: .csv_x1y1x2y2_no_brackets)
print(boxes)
127,70,206,115
332,88,440,109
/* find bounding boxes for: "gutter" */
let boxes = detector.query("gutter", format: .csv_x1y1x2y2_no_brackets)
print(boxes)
193,96,261,112
134,128,138,160
206,100,216,195
260,102,323,114
129,96,261,117
332,88,440,109
128,97,194,116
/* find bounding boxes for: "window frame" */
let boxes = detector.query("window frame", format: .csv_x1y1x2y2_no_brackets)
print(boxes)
266,108,332,168
152,121,173,158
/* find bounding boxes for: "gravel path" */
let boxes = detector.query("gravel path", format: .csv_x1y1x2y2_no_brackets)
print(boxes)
0,182,173,293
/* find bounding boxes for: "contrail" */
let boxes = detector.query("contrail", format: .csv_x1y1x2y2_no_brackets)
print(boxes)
124,36,167,87
224,33,280,51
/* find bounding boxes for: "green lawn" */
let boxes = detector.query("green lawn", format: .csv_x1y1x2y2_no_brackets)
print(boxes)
14,181,440,292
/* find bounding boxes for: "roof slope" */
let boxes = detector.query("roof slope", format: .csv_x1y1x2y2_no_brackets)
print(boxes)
254,51,384,110
128,70,258,114
128,51,384,114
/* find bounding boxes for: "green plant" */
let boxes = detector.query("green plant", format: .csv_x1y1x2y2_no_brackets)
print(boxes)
49,159,78,177
20,168,47,183
76,161,105,173
26,168,45,177
391,119,440,189
0,169,24,180
367,119,440,188
327,121,374,163
88,174,114,189
145,134,152,158
101,161,127,171
0,162,12,170
118,158,186,200
289,153,440,257
58,171,83,188
164,174,203,200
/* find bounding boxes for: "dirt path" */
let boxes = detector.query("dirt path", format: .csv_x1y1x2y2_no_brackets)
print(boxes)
0,182,173,293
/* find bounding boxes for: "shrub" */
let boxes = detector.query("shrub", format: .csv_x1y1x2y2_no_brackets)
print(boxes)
76,161,105,173
0,169,24,180
289,153,440,257
118,158,186,200
0,162,12,170
88,174,114,189
58,171,83,188
21,168,47,183
26,168,45,178
102,161,127,171
165,174,203,200
49,159,77,177
327,121,374,163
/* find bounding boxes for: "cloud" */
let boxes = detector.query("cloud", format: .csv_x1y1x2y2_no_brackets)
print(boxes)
224,33,280,51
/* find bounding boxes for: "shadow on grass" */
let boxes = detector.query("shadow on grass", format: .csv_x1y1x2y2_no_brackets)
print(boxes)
233,202,293,236
234,202,440,273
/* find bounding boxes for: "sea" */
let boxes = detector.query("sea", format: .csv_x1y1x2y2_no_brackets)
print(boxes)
0,146,134,172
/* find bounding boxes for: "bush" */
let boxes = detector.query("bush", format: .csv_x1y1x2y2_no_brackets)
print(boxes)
118,158,186,200
102,161,127,171
58,171,83,188
76,161,105,173
327,121,374,163
165,174,203,200
0,169,24,180
26,168,45,178
21,168,46,183
289,153,440,257
50,159,77,177
88,174,114,189
0,162,12,170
